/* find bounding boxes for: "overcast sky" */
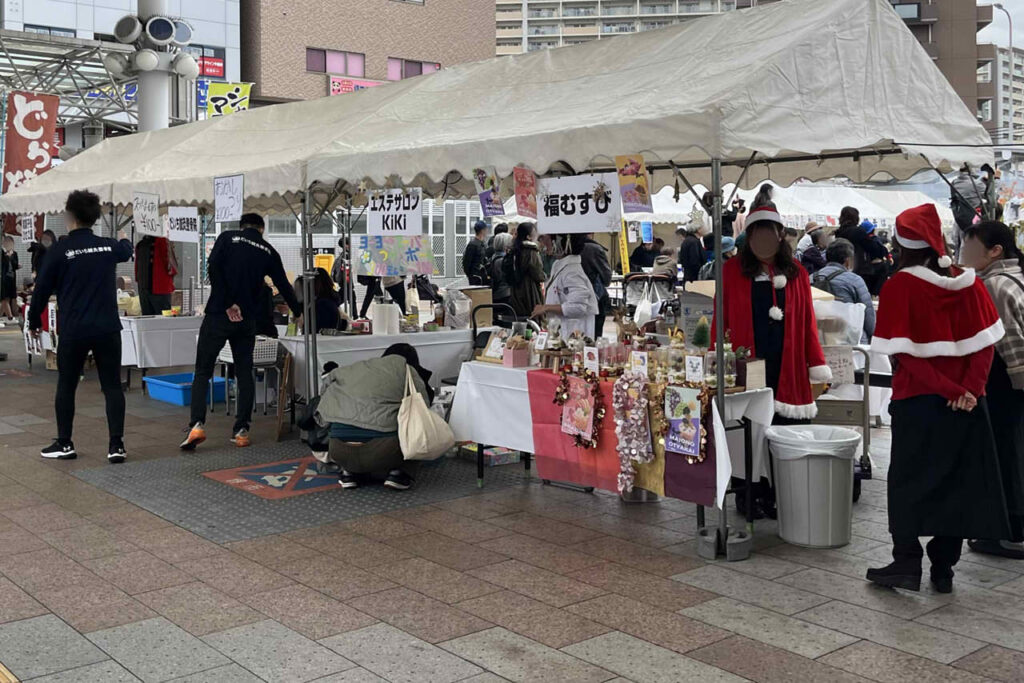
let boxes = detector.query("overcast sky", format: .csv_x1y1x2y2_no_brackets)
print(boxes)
978,1,1023,49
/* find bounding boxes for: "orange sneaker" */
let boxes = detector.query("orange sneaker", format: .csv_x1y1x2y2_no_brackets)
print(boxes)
231,428,251,448
179,423,206,451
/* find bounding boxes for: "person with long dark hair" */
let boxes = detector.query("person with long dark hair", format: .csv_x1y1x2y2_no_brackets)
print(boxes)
29,229,57,279
867,205,1009,592
506,223,545,318
961,220,1024,559
312,267,343,332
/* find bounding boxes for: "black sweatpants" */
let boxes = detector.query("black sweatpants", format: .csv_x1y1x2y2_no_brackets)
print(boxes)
190,314,255,432
891,536,963,574
139,291,172,316
56,332,124,445
359,279,407,318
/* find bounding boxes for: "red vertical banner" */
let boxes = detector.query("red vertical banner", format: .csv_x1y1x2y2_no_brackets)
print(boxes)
2,91,59,235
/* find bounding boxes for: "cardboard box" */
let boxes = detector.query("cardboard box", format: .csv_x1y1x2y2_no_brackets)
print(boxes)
460,444,521,467
457,286,493,327
503,347,531,368
45,350,57,371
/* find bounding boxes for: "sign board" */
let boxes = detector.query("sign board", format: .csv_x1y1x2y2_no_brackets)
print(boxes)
685,355,705,384
329,76,384,95
824,345,855,384
354,235,436,277
537,173,621,234
513,166,537,219
132,191,163,237
472,167,504,217
615,154,653,213
167,206,200,243
640,221,654,243
214,174,243,223
367,188,423,236
19,215,34,244
207,82,251,116
2,91,59,194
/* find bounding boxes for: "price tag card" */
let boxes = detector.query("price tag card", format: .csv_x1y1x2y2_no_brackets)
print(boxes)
685,355,704,384
583,346,599,374
630,350,648,376
534,332,548,350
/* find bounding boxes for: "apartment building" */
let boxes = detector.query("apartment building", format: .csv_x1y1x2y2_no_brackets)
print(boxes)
991,46,1023,143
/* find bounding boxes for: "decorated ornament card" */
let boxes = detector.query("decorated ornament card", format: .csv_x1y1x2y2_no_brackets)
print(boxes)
665,386,701,458
561,376,596,438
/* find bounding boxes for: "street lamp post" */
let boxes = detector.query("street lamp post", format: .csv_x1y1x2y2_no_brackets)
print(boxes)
995,3,1014,142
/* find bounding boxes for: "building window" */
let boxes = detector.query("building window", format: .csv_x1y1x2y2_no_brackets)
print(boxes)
24,24,76,38
306,48,365,78
267,216,297,235
185,44,226,77
387,58,440,81
891,3,920,20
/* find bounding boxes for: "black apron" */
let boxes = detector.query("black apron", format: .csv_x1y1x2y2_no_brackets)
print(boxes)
987,352,1024,540
888,394,1011,540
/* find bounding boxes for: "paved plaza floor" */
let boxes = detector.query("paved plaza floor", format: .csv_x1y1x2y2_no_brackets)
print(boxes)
0,327,1023,682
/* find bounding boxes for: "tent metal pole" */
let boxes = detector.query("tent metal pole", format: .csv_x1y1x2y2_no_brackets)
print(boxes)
712,158,728,553
302,188,319,401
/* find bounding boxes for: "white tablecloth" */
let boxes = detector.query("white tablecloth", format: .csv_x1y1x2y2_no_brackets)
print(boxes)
279,328,482,396
120,316,202,369
719,388,776,481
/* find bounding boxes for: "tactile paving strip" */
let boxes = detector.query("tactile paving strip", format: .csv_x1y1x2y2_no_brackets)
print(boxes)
73,441,530,543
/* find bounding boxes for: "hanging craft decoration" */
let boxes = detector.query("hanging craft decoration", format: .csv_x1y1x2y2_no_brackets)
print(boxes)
650,381,712,464
553,367,606,449
613,372,653,494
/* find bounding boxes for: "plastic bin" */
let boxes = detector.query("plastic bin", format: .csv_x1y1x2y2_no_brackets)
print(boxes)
143,373,227,406
767,425,862,548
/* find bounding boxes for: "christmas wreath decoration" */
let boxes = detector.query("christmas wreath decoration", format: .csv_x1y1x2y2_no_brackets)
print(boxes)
613,372,653,494
552,367,606,449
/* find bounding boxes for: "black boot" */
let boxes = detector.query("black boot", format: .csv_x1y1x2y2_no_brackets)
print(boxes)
930,566,954,594
866,562,921,591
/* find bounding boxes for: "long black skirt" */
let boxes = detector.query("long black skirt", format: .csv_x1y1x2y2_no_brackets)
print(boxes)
987,354,1024,540
888,394,1011,540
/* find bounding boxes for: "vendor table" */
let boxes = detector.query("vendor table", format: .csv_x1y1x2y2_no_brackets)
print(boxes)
278,328,483,397
449,362,774,510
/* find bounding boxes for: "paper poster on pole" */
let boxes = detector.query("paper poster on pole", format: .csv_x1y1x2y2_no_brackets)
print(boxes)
367,188,422,236
19,215,34,244
513,167,537,219
472,167,504,217
132,191,164,237
627,221,639,242
214,174,243,223
640,221,654,243
615,154,653,213
537,173,621,234
167,206,200,243
354,235,436,277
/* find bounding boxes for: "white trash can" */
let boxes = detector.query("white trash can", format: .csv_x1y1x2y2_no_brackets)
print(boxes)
766,425,862,549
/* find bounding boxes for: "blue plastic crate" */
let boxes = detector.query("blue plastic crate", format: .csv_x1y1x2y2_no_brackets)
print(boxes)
143,373,227,406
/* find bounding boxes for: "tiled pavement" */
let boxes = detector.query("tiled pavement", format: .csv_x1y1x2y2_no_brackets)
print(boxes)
2,329,1024,681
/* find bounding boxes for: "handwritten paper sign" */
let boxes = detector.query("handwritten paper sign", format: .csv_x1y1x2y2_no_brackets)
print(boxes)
513,166,537,219
824,345,854,384
214,174,243,223
472,167,504,217
19,215,34,244
354,235,436,277
537,173,621,234
167,206,200,243
132,191,163,237
367,188,422,236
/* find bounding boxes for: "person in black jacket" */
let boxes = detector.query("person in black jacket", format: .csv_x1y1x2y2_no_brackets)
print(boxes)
28,229,56,279
181,213,301,451
462,220,489,285
678,225,705,284
580,234,613,336
835,207,888,295
629,240,660,271
28,190,133,463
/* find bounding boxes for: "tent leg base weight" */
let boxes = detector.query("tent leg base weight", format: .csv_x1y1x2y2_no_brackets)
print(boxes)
540,479,595,495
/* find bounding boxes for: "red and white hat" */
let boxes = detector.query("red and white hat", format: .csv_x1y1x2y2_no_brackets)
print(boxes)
746,202,783,227
894,204,952,269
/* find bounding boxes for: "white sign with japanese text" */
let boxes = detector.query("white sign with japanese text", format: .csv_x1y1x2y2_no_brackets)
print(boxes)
367,188,423,236
132,191,164,237
824,345,855,385
19,215,34,244
214,174,243,223
167,206,200,243
537,173,621,234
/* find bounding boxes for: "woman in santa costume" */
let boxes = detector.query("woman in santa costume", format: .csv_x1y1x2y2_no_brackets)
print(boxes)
714,201,831,518
867,204,1010,594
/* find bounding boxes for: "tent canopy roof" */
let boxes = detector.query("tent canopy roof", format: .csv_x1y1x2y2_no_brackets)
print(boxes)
0,0,992,215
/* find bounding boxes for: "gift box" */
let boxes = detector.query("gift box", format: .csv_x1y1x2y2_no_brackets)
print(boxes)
503,347,531,368
460,444,521,467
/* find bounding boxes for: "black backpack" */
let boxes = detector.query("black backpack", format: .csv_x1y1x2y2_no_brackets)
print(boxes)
812,268,844,296
502,248,521,287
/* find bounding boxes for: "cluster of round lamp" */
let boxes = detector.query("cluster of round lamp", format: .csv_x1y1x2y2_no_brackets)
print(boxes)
102,14,200,80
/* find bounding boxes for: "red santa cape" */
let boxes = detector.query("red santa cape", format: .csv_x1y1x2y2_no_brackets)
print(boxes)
713,257,830,419
872,267,1003,358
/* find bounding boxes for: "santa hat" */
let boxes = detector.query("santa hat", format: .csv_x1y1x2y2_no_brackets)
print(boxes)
894,204,951,269
746,202,783,227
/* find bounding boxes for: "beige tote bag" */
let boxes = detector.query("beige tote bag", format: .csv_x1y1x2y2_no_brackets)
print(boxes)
398,366,455,461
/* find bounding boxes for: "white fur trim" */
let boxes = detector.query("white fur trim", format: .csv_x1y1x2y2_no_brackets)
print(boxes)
775,400,818,419
894,227,930,250
773,274,787,289
900,266,975,290
808,365,833,383
872,319,1005,358
937,255,952,268
769,306,784,321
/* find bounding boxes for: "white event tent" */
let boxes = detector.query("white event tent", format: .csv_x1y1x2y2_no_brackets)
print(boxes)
0,0,992,536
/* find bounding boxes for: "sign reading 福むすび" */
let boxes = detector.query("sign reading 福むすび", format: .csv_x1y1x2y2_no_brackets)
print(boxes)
132,191,164,237
167,206,200,243
367,188,423,236
537,173,621,234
